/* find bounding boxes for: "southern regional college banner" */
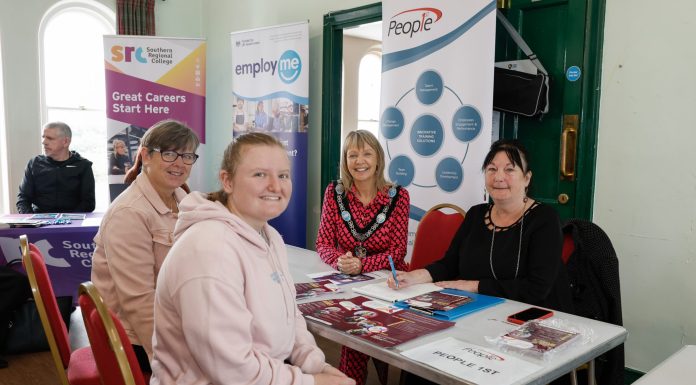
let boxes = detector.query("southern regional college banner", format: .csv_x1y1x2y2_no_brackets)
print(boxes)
230,22,309,247
104,36,206,200
379,1,496,256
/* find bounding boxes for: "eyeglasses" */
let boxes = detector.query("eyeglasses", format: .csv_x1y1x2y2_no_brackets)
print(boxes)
152,148,199,165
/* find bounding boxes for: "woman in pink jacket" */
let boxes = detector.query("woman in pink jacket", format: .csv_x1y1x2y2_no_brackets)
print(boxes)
92,120,199,373
151,133,354,385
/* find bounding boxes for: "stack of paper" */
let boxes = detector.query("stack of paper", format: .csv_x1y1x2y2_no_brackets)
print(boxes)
353,281,442,302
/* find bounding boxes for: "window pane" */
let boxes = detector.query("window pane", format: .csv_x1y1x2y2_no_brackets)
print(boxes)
43,6,114,212
43,10,111,109
357,120,379,138
358,53,382,124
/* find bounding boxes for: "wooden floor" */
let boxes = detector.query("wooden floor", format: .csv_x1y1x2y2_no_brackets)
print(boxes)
0,308,400,385
0,308,87,385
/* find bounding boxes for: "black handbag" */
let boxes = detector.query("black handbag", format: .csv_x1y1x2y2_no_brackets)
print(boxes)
3,292,74,354
493,11,550,117
494,66,549,117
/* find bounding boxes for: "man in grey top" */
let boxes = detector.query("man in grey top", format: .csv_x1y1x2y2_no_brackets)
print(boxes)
16,122,95,213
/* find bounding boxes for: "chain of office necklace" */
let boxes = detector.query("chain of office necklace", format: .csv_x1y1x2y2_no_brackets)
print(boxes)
335,182,396,243
489,209,524,280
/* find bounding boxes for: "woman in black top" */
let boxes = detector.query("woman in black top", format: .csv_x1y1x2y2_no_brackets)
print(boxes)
389,139,573,313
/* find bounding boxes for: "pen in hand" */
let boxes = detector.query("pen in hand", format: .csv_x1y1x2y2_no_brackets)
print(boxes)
388,255,399,289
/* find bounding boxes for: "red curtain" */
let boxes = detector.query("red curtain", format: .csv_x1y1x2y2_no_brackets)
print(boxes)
117,0,156,35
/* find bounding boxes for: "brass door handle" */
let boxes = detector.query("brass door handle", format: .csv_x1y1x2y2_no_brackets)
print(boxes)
560,115,578,180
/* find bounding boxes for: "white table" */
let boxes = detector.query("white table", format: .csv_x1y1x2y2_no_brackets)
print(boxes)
287,245,627,385
632,345,696,385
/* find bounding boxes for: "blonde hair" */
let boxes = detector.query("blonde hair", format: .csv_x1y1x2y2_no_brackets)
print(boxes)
208,132,286,203
339,130,391,192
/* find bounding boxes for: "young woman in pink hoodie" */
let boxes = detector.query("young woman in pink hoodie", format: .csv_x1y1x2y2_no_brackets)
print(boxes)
151,133,354,385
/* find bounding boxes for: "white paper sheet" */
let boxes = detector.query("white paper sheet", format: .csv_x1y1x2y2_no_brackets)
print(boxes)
81,217,103,227
401,337,541,385
353,281,442,302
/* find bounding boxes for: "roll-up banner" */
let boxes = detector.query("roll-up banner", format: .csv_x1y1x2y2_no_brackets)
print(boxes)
230,22,309,247
379,1,496,256
104,36,207,200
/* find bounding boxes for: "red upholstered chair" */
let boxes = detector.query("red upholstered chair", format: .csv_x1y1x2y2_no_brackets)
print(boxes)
78,281,148,385
19,235,100,385
409,203,466,270
562,231,575,264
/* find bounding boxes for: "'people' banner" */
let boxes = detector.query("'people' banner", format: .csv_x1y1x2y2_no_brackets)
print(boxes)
230,22,309,247
379,0,496,257
104,36,206,200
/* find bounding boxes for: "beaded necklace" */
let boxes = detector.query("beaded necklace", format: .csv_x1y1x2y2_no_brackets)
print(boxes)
488,199,531,280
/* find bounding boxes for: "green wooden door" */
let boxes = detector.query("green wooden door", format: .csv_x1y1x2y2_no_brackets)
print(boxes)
496,0,605,219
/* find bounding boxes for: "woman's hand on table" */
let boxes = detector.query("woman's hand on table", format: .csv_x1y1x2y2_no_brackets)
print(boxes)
386,269,432,290
337,252,362,275
315,365,356,385
435,279,479,292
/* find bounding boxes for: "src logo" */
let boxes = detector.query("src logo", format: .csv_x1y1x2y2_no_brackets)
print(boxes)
111,45,147,63
388,7,443,38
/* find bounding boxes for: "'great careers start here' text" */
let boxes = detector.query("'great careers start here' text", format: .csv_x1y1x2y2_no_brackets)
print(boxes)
111,91,187,114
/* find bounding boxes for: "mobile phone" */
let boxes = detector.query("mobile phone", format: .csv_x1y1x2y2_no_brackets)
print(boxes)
507,307,554,325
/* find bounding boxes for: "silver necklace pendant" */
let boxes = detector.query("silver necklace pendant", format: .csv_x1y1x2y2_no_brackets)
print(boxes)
388,186,397,198
341,211,351,221
335,182,345,195
376,213,386,224
354,245,367,258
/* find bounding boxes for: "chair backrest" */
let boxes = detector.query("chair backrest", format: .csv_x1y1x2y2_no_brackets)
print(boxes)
562,219,624,385
561,232,575,264
20,234,72,385
410,204,466,270
78,281,146,385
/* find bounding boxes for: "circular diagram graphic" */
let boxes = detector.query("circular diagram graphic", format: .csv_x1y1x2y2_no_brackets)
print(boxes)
416,70,444,105
410,114,444,157
388,155,415,187
381,107,405,139
382,70,484,194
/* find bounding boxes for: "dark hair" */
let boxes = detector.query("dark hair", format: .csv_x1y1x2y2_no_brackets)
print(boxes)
339,130,391,192
208,132,286,204
124,120,200,184
481,139,531,174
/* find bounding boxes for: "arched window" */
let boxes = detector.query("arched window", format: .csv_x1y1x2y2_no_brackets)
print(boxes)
357,51,382,137
40,1,115,212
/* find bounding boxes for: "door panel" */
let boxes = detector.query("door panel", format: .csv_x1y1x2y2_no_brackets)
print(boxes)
497,0,589,219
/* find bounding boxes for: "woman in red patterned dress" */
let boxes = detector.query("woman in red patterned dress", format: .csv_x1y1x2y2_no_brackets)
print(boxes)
316,130,410,385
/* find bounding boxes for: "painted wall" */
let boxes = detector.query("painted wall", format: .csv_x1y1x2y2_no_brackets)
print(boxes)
594,0,696,371
2,0,695,374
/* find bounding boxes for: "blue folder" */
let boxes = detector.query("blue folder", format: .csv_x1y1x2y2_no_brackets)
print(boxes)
393,289,505,321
